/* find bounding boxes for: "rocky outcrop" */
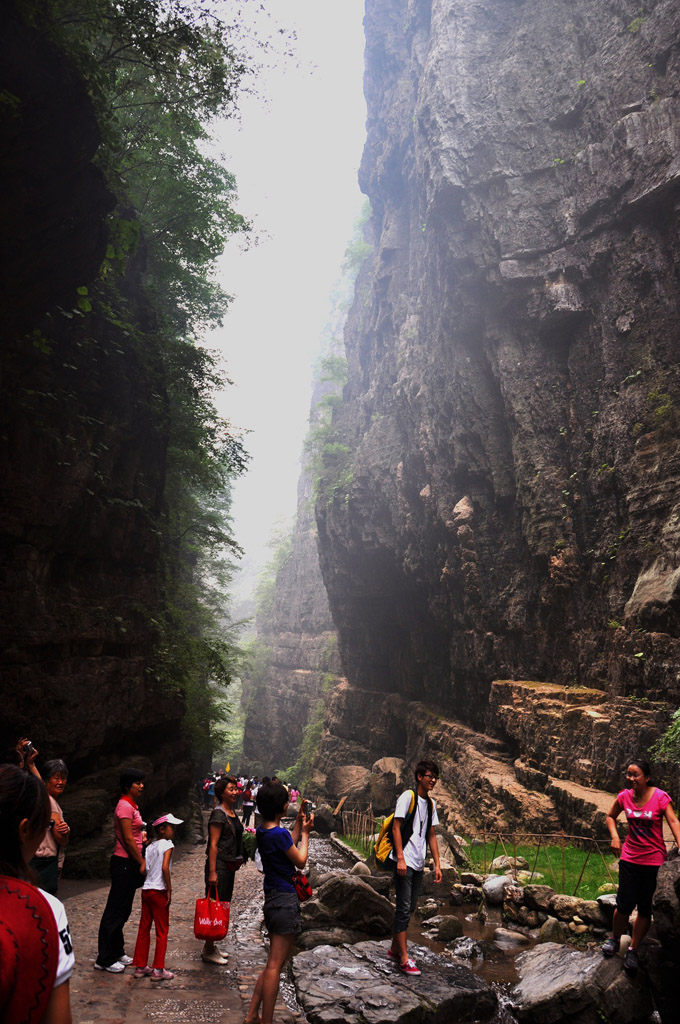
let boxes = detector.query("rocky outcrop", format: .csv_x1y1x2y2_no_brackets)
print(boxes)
313,0,680,808
236,2,680,836
513,942,654,1024
292,940,498,1024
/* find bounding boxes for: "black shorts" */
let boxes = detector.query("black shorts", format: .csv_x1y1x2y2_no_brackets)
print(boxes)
263,889,301,936
616,859,659,918
204,861,236,903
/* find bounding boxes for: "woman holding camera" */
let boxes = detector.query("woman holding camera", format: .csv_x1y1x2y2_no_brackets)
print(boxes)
30,759,70,895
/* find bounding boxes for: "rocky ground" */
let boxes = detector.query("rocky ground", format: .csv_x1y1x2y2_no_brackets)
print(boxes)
60,840,303,1024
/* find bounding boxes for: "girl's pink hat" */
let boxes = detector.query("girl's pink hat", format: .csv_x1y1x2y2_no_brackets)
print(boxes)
152,813,183,827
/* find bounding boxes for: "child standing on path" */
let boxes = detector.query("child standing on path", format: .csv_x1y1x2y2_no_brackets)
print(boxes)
245,782,313,1024
132,813,183,981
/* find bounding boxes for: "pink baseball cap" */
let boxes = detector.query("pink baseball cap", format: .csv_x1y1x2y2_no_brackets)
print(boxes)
152,813,183,827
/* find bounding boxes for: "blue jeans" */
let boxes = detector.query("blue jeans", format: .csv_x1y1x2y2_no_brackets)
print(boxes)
393,865,423,933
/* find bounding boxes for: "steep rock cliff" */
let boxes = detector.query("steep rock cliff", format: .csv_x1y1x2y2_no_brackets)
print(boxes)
315,0,680,808
0,4,196,871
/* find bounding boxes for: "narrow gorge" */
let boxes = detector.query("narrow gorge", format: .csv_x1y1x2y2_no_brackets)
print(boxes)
246,0,680,840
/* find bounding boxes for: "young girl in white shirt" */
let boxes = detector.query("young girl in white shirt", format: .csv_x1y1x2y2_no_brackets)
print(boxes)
131,812,183,980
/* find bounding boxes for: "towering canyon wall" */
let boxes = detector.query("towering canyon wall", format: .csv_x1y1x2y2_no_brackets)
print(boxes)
0,4,195,871
314,0,680,826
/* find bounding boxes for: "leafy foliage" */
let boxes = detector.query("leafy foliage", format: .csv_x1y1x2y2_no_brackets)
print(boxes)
16,0,260,758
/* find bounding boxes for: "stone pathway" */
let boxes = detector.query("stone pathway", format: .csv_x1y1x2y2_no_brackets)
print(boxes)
60,840,303,1024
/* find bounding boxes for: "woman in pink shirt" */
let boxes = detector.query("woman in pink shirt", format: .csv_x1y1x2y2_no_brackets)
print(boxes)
95,768,147,972
602,758,680,973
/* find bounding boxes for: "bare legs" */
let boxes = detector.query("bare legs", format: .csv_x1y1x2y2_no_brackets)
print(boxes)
390,930,408,966
245,932,295,1024
611,907,651,950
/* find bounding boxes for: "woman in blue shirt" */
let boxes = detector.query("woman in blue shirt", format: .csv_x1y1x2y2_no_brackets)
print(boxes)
245,781,313,1024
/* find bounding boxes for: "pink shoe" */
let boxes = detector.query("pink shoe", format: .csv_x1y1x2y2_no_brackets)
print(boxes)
134,966,153,978
399,958,421,976
151,969,174,980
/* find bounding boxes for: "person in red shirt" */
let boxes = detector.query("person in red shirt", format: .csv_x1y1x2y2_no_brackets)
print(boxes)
602,758,680,973
95,768,146,972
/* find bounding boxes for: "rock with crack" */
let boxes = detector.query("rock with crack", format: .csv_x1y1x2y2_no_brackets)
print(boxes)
291,940,497,1024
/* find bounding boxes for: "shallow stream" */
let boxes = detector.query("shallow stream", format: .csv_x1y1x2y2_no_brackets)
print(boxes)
309,835,535,988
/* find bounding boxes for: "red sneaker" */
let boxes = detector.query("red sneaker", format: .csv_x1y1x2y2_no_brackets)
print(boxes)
399,958,421,976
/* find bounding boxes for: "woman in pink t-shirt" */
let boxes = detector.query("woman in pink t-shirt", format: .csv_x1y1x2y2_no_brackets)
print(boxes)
95,768,147,972
602,758,680,973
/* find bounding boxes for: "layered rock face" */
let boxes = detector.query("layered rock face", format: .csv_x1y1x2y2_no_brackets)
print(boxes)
315,0,680,810
240,460,343,776
0,4,195,872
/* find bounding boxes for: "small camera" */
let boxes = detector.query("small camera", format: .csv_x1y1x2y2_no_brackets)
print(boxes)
24,740,35,755
48,819,55,831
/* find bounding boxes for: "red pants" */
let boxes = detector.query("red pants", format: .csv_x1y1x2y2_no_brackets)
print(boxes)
132,889,170,969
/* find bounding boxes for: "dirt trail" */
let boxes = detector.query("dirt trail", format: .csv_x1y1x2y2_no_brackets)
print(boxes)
60,840,302,1024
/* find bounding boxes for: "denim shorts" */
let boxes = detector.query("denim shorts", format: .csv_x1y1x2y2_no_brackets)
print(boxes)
263,889,301,936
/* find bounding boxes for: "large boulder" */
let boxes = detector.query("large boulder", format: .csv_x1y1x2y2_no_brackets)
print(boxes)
315,875,394,935
513,942,654,1024
292,941,498,1024
483,873,514,905
311,804,337,835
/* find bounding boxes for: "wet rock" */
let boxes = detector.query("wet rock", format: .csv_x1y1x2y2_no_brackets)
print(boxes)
423,915,463,942
452,883,482,903
447,936,484,959
538,917,569,944
416,899,439,920
316,874,394,935
297,928,366,951
513,942,654,1024
292,941,498,1024
361,874,392,898
494,927,532,951
483,873,514,905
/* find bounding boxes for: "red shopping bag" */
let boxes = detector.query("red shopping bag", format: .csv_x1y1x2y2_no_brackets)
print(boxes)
194,885,230,941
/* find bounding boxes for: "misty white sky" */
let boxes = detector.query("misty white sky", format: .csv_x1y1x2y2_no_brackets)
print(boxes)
209,0,367,584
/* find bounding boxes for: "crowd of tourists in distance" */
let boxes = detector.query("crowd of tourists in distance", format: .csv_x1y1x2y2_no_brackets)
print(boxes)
2,740,680,1024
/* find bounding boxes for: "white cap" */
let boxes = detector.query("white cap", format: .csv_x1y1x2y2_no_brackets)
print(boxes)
152,813,184,827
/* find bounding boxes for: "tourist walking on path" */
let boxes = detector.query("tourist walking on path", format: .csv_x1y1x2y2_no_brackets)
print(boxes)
245,781,313,1024
242,781,255,826
132,812,183,980
29,758,70,894
202,774,244,964
95,768,146,972
388,759,442,976
602,757,680,973
0,763,74,1022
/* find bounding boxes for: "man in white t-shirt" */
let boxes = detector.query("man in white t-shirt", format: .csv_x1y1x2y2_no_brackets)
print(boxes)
388,759,442,976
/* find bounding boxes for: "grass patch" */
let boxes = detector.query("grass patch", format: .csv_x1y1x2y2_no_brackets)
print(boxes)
467,839,617,900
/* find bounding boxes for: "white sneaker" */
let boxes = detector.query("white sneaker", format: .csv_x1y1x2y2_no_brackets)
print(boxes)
95,961,126,973
119,955,134,966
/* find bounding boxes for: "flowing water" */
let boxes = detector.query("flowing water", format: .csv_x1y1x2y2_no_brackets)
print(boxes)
309,835,534,988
